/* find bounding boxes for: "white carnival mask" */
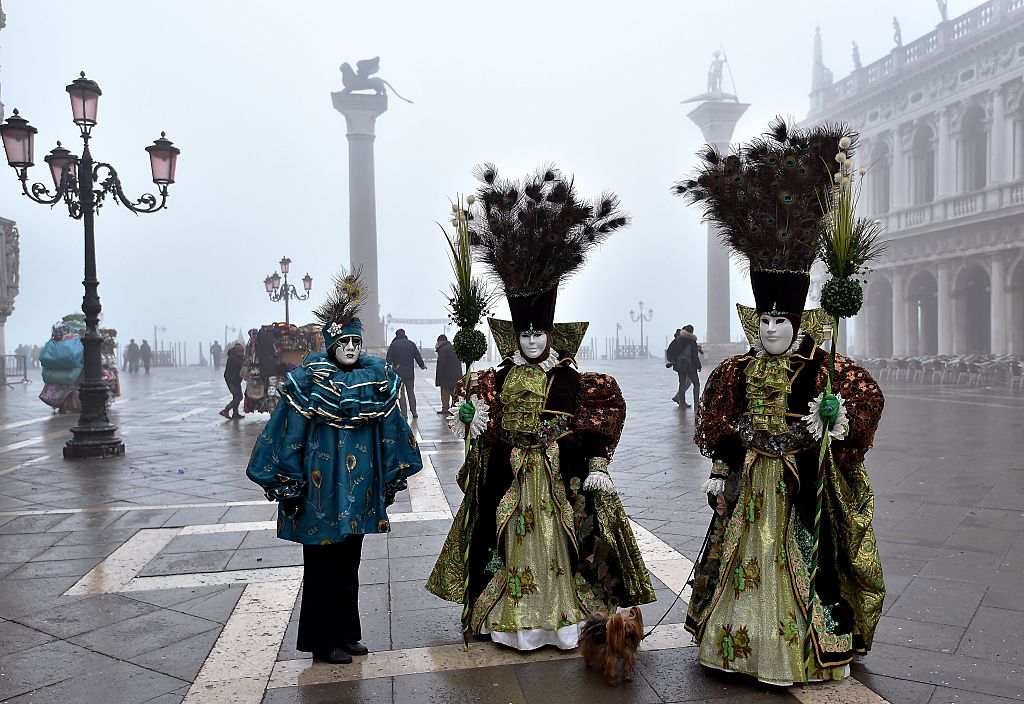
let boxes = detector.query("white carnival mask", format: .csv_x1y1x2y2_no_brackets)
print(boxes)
333,335,362,367
518,330,550,360
758,315,795,356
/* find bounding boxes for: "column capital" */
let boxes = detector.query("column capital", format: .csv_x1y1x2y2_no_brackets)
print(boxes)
686,101,750,148
332,92,388,137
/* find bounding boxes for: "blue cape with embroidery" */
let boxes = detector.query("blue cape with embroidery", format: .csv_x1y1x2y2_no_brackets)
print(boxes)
280,352,401,428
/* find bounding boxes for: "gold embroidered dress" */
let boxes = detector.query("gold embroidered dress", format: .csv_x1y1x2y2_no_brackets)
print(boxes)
427,337,655,651
686,331,885,685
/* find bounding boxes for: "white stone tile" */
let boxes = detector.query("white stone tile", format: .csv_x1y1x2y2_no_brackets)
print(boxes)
123,566,303,591
65,527,180,595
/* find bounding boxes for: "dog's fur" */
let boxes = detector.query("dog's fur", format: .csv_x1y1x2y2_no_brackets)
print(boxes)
580,607,644,685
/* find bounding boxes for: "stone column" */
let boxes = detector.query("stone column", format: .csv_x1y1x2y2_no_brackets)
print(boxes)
853,309,869,357
936,108,952,199
892,269,908,356
937,263,953,354
686,100,750,344
990,86,1008,185
0,217,18,362
332,92,388,349
990,256,1007,355
891,125,908,211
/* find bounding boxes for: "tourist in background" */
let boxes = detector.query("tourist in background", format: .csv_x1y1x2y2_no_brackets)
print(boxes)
210,341,223,371
433,334,462,416
386,328,426,419
666,324,702,408
220,343,245,420
125,339,140,374
140,340,153,374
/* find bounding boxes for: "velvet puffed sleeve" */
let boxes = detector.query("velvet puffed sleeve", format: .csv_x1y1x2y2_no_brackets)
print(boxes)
245,399,310,502
574,372,626,460
453,367,503,444
816,353,884,468
694,355,748,473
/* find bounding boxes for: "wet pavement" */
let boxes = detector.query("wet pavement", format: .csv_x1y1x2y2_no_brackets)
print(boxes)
0,359,1021,703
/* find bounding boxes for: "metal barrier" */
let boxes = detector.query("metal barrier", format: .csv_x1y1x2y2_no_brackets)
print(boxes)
2,354,30,387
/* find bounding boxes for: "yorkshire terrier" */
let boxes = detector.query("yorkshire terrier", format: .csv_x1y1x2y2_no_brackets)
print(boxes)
580,607,645,686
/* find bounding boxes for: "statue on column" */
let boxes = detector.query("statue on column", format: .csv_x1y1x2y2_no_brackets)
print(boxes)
707,51,726,95
937,0,948,22
339,56,414,103
892,17,903,47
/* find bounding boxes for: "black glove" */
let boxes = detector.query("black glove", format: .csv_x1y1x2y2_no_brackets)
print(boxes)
665,362,673,368
384,478,408,507
281,498,303,518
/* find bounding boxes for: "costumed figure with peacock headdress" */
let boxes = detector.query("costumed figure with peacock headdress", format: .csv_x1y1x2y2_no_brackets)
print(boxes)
426,164,655,651
673,119,886,685
246,268,423,665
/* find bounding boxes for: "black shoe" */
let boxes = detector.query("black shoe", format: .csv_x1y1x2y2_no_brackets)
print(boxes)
312,648,353,664
436,410,445,415
681,402,692,408
340,642,369,656
472,633,492,642
412,413,419,418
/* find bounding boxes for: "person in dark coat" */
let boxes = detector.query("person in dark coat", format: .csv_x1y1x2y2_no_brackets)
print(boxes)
433,334,463,416
385,329,426,418
665,324,702,408
140,340,153,374
220,344,245,419
125,339,140,374
210,341,223,371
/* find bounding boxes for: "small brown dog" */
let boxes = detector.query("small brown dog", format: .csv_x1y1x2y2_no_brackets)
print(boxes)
580,607,645,685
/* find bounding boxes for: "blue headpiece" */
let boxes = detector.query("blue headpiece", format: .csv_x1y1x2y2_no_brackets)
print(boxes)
313,267,367,350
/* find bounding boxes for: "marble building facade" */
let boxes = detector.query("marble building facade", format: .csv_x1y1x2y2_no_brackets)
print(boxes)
808,0,1024,358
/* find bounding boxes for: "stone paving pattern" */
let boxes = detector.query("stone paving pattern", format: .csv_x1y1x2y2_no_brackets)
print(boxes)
0,359,1021,703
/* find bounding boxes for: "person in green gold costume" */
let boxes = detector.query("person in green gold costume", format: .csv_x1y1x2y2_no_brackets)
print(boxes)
247,270,423,665
674,119,885,685
426,164,655,650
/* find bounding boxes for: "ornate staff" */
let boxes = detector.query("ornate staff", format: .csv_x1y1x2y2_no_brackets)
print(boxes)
802,135,886,679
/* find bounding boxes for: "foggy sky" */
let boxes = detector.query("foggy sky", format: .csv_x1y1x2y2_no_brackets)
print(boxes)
0,0,961,354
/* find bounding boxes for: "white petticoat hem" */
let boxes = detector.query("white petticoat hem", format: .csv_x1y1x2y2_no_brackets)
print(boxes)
698,660,850,687
481,622,583,651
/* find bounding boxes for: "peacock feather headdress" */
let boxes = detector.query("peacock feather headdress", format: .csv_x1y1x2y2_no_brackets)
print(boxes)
674,117,856,318
313,267,367,349
470,163,629,331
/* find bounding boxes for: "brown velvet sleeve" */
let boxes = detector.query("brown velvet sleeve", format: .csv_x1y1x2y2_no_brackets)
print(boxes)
454,368,503,444
816,354,884,467
574,372,626,459
694,356,747,460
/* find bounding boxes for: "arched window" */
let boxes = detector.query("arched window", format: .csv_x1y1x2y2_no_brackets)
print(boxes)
910,124,936,205
960,105,988,192
870,140,892,215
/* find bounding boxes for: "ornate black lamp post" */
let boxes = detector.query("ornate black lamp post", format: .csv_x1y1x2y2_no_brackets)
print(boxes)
263,256,311,325
630,300,654,358
0,73,180,459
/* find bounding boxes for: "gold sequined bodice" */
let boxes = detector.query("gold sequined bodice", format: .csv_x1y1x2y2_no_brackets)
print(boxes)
743,356,793,435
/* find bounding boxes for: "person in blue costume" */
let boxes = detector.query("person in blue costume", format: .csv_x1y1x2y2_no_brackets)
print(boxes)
247,270,423,664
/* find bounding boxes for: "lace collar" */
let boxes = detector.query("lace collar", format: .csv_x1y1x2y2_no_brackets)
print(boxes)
752,332,806,358
511,349,561,372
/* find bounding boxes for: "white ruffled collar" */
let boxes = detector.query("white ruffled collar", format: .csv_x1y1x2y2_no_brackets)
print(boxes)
752,332,805,358
511,349,560,372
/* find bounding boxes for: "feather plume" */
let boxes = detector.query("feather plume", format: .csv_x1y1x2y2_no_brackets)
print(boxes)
470,164,630,297
312,267,366,328
674,117,856,273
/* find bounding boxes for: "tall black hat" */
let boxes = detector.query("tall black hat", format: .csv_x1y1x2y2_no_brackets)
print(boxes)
675,118,855,326
470,163,629,332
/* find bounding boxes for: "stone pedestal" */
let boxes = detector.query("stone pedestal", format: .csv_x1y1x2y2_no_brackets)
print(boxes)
332,92,388,348
686,101,749,344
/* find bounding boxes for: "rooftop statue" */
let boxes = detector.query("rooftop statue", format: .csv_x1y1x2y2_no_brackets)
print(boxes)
339,57,413,104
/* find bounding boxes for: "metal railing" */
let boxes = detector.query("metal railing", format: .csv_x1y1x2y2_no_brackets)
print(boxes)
2,354,30,387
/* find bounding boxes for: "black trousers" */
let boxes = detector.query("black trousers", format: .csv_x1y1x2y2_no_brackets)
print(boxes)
223,380,243,414
677,369,700,405
297,536,364,652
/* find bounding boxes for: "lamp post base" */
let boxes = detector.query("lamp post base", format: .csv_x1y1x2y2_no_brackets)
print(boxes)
63,424,125,459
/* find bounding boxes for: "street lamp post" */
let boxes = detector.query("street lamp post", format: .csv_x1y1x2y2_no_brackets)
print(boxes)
264,256,312,325
630,301,654,359
0,73,179,459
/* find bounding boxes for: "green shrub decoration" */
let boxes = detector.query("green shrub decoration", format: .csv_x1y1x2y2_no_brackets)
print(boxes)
820,277,864,319
453,328,487,364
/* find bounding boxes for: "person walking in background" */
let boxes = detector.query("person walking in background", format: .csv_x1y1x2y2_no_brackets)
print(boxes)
210,341,223,371
125,339,140,374
433,334,462,416
31,345,41,369
385,328,426,419
220,343,245,420
140,340,153,374
665,324,702,408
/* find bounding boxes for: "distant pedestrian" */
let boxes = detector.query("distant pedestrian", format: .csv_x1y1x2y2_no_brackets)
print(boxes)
665,324,702,408
140,340,153,374
433,334,462,416
385,329,426,419
31,345,41,368
220,344,245,420
125,339,140,374
210,341,223,371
